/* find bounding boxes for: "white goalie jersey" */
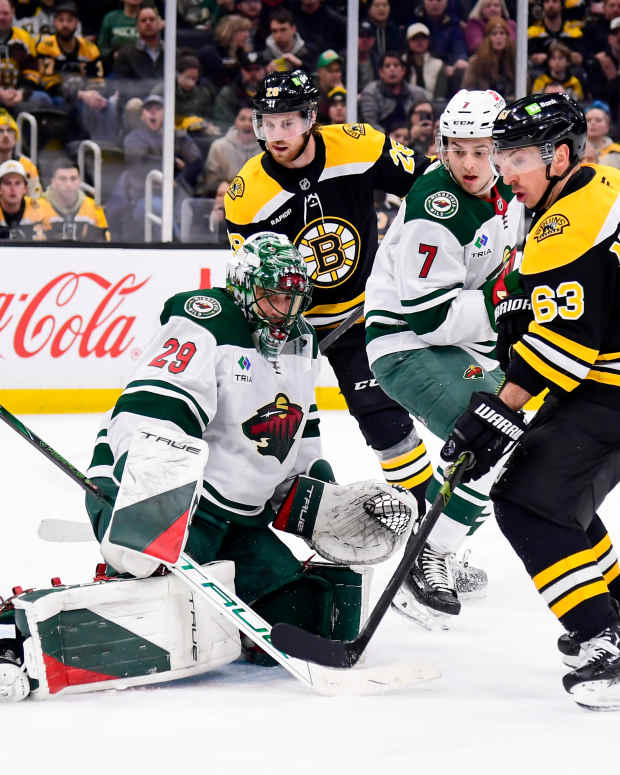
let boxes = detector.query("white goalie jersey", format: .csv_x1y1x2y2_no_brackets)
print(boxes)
87,288,324,525
365,162,523,371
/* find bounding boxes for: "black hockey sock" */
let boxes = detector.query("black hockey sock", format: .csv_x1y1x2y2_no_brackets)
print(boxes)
586,513,620,602
495,499,618,641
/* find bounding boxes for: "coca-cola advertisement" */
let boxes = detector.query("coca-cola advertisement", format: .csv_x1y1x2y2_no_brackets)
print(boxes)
0,246,229,407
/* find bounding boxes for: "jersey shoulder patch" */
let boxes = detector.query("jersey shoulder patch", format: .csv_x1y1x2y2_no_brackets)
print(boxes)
224,153,284,226
160,288,253,347
522,168,620,275
321,123,385,169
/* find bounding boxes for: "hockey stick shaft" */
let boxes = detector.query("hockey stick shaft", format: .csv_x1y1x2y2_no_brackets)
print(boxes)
318,303,364,354
271,452,473,667
1,405,427,693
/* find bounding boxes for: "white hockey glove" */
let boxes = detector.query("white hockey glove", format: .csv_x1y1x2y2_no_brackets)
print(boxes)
273,476,417,565
101,427,208,578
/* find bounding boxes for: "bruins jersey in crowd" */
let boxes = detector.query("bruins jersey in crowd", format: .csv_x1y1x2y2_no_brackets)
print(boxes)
14,153,41,197
41,193,110,242
507,164,620,410
36,34,104,95
225,123,429,331
0,196,50,240
0,26,38,90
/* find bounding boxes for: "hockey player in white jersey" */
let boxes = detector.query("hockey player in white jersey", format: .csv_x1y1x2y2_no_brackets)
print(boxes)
0,232,417,702
365,90,524,629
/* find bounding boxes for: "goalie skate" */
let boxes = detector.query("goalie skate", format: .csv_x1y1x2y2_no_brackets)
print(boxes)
390,542,460,631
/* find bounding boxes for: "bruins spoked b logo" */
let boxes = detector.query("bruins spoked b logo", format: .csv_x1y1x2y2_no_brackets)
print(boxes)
294,217,361,288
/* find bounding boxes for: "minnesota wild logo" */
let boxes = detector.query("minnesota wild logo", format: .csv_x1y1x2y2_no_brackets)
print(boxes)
424,191,459,219
242,393,303,462
463,365,484,380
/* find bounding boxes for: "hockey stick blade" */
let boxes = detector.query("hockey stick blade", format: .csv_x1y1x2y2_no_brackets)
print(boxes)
271,453,474,667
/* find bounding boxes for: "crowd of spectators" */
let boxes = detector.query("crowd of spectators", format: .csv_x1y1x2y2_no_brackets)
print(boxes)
0,0,619,244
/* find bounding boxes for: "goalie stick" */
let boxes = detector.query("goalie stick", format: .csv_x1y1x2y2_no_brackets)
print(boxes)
271,452,474,668
0,404,439,695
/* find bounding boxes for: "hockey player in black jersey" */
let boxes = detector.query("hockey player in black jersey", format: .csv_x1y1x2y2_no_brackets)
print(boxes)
441,92,620,710
225,68,435,515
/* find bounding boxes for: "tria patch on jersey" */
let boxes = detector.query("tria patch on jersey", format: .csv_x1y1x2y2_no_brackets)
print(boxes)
463,365,484,380
533,213,569,242
242,392,303,463
424,191,459,219
184,295,222,319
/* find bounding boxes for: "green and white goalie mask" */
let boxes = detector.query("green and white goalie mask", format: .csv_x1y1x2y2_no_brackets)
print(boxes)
227,232,312,361
438,89,506,194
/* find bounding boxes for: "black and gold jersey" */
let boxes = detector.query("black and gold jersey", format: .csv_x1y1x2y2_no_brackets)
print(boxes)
225,123,429,330
0,26,38,89
0,196,50,241
36,33,104,94
508,164,620,410
41,194,110,242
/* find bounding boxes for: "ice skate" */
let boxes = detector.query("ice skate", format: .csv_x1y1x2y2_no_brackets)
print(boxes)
0,643,29,703
391,541,460,631
563,621,620,710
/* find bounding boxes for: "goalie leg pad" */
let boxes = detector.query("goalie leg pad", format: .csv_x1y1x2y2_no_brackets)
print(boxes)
12,561,240,699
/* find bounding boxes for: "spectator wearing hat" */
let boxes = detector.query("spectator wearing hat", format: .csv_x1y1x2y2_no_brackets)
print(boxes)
326,85,347,124
0,159,51,241
196,105,257,195
213,49,267,129
586,16,620,122
293,0,345,56
364,0,405,59
16,0,84,39
403,22,449,99
359,50,427,133
462,15,516,98
465,0,516,55
0,0,46,112
410,0,468,77
358,20,380,91
315,48,344,122
0,112,40,196
97,0,142,71
262,7,315,72
586,102,620,168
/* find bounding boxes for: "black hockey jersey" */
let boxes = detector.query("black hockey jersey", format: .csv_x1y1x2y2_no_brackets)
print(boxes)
508,164,620,410
225,123,429,330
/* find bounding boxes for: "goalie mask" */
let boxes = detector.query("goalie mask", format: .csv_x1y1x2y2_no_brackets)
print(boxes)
227,232,312,361
438,89,506,195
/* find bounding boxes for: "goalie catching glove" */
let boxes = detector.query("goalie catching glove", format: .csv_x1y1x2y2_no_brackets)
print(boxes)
440,391,526,483
273,476,417,565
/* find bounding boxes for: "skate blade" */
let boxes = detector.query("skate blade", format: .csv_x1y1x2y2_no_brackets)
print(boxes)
570,679,620,711
390,592,452,632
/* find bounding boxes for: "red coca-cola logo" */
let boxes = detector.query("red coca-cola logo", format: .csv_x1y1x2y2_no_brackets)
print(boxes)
0,272,150,358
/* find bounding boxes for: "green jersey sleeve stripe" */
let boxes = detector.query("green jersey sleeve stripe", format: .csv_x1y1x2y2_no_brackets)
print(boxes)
365,321,408,344
302,418,320,438
404,300,452,336
125,379,210,429
89,441,114,469
202,481,261,513
112,391,204,438
401,283,462,310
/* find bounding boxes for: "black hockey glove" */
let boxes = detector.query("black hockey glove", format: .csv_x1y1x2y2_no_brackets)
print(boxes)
494,293,532,372
440,391,527,483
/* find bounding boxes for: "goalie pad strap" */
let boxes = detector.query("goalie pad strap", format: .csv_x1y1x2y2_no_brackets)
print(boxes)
272,476,325,538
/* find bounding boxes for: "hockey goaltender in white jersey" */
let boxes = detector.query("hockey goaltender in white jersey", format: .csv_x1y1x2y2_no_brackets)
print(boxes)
0,232,417,702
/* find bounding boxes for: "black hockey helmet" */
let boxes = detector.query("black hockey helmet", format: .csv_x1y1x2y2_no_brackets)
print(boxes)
493,92,587,162
253,69,319,115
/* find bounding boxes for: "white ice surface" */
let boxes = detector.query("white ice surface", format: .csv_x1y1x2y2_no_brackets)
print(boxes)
0,410,618,774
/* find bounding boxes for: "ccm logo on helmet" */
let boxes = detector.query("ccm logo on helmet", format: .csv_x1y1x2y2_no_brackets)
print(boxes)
474,403,524,440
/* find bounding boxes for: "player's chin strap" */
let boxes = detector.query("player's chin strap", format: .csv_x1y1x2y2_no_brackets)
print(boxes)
532,158,579,212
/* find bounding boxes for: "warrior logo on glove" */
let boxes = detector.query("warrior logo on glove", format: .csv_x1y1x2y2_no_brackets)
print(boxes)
242,393,304,462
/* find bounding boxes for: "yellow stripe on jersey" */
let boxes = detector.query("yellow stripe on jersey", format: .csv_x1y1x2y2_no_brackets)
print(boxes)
381,441,433,489
586,369,620,387
321,123,385,170
513,341,580,391
550,580,609,618
381,442,428,471
595,352,620,361
592,533,612,559
528,322,598,365
306,292,365,316
224,154,287,226
521,165,620,275
605,563,620,586
387,465,433,489
533,548,597,590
